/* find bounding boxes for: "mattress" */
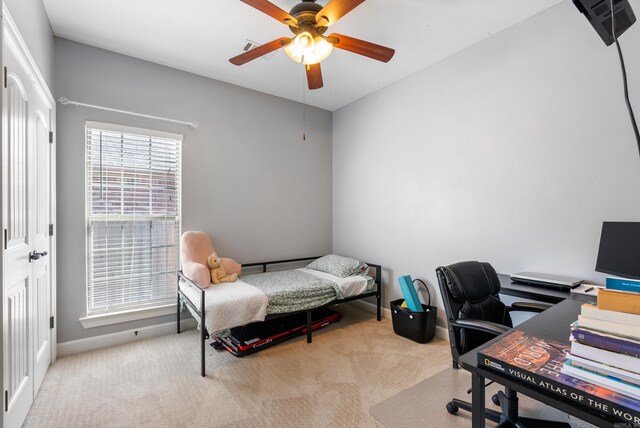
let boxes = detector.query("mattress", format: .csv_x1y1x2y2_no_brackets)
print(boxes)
179,268,372,335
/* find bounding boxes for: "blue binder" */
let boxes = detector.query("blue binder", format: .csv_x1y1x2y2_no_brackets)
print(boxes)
398,275,423,312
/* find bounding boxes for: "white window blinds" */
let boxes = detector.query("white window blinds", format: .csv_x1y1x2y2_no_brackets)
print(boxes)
86,122,182,315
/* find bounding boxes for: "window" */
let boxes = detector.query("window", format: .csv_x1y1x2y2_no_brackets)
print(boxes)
85,122,182,318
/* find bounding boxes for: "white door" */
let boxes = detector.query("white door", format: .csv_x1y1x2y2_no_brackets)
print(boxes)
32,108,52,396
2,23,53,428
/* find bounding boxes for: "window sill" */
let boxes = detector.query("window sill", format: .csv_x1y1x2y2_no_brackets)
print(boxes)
79,304,176,329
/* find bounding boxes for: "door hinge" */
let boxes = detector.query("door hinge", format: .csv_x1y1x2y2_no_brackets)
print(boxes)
50,316,54,329
49,224,54,236
49,131,54,144
3,67,7,89
4,390,7,412
3,229,7,250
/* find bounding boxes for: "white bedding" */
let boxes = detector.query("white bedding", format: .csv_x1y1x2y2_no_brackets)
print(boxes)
179,279,268,335
180,268,371,334
297,268,370,298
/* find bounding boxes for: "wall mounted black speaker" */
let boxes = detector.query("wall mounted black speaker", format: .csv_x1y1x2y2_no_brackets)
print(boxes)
573,0,636,45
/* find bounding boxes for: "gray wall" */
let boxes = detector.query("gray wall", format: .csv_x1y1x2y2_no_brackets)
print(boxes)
54,38,332,343
332,0,640,328
3,0,54,89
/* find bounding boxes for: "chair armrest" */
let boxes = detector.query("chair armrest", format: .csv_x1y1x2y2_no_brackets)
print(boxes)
451,319,511,337
509,301,552,313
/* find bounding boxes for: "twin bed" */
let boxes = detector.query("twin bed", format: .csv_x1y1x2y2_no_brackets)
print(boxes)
177,255,382,376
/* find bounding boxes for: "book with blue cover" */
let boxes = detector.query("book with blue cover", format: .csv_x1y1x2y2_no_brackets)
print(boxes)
562,360,640,400
606,277,640,293
398,275,423,312
571,323,640,358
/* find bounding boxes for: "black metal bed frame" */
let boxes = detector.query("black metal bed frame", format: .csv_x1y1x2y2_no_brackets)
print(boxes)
176,256,382,377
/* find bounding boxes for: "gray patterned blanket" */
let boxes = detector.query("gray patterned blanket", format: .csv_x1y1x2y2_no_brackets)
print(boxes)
241,269,344,314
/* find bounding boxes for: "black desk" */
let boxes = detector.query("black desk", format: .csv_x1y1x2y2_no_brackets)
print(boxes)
458,297,633,428
498,273,591,304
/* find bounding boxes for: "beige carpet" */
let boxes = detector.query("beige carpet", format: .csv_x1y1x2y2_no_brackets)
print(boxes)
25,305,452,427
370,367,597,428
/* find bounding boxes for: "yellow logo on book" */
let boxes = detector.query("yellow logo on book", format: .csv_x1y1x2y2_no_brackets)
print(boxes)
483,358,505,371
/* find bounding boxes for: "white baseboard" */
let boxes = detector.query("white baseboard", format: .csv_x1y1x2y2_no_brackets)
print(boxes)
435,325,448,340
58,302,449,357
347,300,448,340
349,299,393,319
57,319,197,357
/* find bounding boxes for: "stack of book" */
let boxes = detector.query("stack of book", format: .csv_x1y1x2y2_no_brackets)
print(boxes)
562,279,640,402
477,329,640,422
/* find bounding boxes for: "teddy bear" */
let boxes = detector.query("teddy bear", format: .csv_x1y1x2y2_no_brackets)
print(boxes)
207,252,238,284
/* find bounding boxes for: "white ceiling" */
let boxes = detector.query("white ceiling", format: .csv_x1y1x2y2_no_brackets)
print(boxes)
42,0,564,111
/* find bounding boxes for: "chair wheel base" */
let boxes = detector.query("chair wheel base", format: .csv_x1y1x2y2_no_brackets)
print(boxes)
446,402,459,415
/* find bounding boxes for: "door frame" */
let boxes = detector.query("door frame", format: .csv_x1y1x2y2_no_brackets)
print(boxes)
0,9,4,427
1,4,57,408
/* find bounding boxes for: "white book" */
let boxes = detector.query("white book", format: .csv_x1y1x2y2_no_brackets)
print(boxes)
562,362,640,400
570,341,640,374
567,352,640,383
577,315,640,341
581,303,640,325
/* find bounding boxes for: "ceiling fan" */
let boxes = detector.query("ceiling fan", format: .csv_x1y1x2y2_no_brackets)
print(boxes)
229,0,395,90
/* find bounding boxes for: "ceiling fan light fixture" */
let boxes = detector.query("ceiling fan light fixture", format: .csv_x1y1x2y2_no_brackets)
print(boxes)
232,0,395,90
285,32,333,65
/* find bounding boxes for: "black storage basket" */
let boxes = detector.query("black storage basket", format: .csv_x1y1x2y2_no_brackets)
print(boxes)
391,279,437,343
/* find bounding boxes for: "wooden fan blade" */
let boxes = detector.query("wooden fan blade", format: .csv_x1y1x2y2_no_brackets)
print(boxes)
229,37,291,65
240,0,298,27
316,0,365,27
305,63,323,90
327,33,395,62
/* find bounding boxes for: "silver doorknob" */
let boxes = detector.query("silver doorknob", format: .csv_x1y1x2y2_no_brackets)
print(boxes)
28,250,48,262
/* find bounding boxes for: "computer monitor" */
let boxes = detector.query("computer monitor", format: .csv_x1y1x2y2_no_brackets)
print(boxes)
595,221,640,279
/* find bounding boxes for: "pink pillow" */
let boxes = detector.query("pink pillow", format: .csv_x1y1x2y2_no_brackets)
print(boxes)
182,261,211,288
180,231,214,266
220,258,242,276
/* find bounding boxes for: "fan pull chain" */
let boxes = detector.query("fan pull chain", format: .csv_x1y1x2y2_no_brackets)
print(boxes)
302,63,307,141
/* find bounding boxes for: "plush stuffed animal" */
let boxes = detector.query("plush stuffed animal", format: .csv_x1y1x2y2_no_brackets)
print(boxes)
207,252,238,284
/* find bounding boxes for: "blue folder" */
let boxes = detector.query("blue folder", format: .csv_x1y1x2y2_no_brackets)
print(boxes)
398,275,423,312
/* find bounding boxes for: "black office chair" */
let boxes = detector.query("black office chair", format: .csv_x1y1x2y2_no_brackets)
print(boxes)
436,261,570,428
